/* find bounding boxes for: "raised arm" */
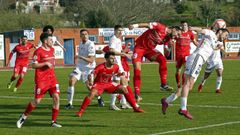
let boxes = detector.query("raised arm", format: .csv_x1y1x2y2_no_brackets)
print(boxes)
128,23,150,30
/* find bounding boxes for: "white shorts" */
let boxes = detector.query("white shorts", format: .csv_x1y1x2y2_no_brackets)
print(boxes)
185,53,205,81
205,59,223,73
70,67,93,82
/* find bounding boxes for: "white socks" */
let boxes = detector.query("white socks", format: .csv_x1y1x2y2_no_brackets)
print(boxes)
67,86,74,105
166,93,178,104
180,97,187,110
110,94,117,106
120,95,127,105
216,76,222,90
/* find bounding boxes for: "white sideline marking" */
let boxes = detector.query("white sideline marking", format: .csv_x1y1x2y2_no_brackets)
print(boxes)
0,96,240,109
149,121,240,135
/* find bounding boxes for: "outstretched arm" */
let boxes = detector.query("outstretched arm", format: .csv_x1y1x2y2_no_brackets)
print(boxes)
128,23,149,30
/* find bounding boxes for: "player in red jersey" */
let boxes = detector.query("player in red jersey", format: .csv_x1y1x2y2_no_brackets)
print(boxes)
128,22,174,101
76,52,144,117
175,21,198,89
16,33,62,128
101,43,133,109
7,35,35,92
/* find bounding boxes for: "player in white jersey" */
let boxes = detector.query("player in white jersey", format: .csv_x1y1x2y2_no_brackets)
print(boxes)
65,29,104,109
198,47,224,93
161,28,229,120
108,25,132,110
38,25,66,51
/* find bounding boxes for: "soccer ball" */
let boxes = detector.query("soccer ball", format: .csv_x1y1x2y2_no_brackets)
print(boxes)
211,19,226,31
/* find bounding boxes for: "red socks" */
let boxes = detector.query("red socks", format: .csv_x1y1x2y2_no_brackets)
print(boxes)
133,69,141,96
11,76,16,82
124,86,138,110
16,78,23,88
79,96,92,112
52,108,59,122
156,54,167,85
24,102,36,116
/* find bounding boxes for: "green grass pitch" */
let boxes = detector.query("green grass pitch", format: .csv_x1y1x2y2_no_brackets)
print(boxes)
0,60,240,135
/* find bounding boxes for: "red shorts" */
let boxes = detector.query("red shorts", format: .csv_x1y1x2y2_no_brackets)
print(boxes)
34,79,60,99
132,47,162,63
14,64,28,75
176,55,189,68
92,82,121,95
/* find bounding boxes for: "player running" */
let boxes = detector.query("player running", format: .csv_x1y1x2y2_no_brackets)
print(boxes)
65,29,104,109
7,35,35,92
16,32,62,128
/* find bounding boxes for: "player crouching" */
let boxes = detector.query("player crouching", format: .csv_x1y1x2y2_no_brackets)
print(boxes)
76,52,144,117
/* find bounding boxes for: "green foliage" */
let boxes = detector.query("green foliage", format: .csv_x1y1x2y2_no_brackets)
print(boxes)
85,8,115,28
0,10,63,32
175,3,188,14
0,0,240,31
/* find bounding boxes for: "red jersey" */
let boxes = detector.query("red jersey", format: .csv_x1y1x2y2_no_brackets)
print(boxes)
175,30,195,56
93,63,121,84
102,46,130,72
136,22,168,49
11,42,34,66
121,45,130,72
32,47,56,83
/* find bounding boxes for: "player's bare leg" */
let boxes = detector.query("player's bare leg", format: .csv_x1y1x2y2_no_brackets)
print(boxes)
150,53,173,91
198,72,211,92
8,73,19,89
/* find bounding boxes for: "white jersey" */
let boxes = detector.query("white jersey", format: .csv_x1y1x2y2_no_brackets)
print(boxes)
76,40,96,69
207,49,221,63
109,35,124,73
195,29,218,61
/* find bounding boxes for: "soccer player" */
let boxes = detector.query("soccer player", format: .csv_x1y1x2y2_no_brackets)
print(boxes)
107,25,131,110
159,23,198,112
38,25,66,52
175,21,198,88
65,29,104,109
161,28,229,120
101,43,133,109
16,32,62,128
76,52,144,117
198,20,226,94
7,35,35,92
198,41,224,93
128,22,174,102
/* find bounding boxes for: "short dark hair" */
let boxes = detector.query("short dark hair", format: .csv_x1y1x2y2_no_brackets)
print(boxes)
104,51,115,59
171,26,181,31
40,32,50,43
216,28,229,34
114,25,123,31
21,35,28,39
181,20,188,24
43,25,54,33
80,29,89,34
